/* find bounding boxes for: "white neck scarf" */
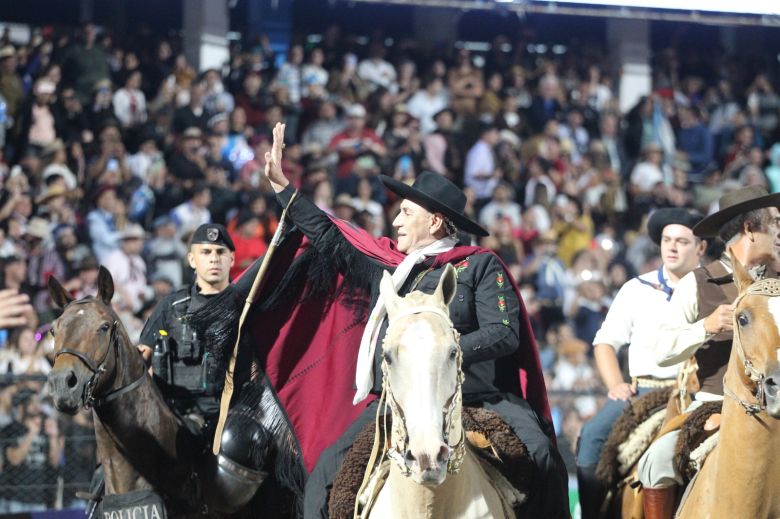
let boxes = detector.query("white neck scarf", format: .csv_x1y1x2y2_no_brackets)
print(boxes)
353,237,457,404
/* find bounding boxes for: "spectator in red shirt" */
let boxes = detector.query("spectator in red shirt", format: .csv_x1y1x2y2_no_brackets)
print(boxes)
328,103,385,179
228,210,267,279
234,71,268,130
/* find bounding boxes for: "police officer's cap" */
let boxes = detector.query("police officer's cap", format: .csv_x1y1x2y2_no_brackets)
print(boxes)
190,223,235,251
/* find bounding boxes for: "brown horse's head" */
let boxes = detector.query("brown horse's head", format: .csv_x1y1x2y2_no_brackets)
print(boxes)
47,266,122,414
732,257,780,419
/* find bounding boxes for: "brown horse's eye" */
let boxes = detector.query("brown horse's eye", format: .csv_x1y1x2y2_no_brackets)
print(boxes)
737,312,749,327
99,323,111,333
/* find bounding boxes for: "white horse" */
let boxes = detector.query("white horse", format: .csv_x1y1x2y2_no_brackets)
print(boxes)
363,264,518,519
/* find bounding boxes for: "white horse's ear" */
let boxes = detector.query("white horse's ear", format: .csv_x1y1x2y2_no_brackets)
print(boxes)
380,270,399,318
434,264,457,307
729,247,752,294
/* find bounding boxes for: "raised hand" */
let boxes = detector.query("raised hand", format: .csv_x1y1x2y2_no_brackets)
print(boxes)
264,122,290,192
0,289,33,329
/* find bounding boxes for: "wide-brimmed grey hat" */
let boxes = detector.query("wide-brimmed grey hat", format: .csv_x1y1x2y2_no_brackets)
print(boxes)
692,185,780,238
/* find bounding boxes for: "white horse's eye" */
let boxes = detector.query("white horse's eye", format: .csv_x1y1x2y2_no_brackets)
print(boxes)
383,351,393,365
449,347,457,360
737,312,749,327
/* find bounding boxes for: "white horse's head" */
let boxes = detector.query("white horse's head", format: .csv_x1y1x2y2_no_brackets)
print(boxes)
379,263,463,485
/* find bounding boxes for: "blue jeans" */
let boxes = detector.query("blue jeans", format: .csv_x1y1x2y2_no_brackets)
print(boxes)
576,387,653,467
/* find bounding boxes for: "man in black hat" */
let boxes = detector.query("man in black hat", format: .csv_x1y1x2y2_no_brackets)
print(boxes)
637,185,780,519
263,123,568,518
577,207,706,519
137,223,236,422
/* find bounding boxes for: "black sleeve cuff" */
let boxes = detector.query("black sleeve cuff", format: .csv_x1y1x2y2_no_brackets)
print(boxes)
276,183,296,208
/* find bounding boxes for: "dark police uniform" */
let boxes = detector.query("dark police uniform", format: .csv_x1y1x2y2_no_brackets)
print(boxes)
138,223,236,424
275,184,569,519
139,283,225,419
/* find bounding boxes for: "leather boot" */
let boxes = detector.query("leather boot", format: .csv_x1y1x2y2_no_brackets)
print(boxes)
642,486,676,519
577,465,607,519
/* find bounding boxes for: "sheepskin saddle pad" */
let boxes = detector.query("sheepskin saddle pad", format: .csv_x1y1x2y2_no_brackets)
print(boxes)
328,407,535,519
673,400,722,484
596,387,674,487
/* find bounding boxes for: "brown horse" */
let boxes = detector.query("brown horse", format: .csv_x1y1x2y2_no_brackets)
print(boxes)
676,259,780,518
46,267,302,517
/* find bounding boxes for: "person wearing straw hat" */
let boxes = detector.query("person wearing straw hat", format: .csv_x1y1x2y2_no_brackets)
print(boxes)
576,207,706,519
263,122,568,519
637,185,780,519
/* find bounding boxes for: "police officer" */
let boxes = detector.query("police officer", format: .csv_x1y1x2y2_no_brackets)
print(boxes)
137,223,235,424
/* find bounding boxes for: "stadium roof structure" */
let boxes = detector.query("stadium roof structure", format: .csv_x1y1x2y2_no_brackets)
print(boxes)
339,0,780,27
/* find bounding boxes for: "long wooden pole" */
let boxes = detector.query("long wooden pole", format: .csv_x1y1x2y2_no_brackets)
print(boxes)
212,190,298,455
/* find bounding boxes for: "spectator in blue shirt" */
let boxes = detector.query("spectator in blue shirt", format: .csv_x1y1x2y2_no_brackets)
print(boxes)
676,105,713,183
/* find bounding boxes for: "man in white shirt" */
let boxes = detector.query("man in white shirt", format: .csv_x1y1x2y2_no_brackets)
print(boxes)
406,76,448,135
636,186,780,519
170,183,212,241
577,208,706,519
478,181,522,231
112,70,147,128
464,124,500,207
103,223,152,315
357,44,397,94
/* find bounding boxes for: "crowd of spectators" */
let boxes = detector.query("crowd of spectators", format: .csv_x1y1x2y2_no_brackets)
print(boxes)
0,19,778,507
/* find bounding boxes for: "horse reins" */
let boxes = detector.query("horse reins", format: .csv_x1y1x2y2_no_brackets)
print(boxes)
54,299,146,409
724,277,780,415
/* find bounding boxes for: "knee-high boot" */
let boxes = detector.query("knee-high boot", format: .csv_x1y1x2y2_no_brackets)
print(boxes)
642,486,676,519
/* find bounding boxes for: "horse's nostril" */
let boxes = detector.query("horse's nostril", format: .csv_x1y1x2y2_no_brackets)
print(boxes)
66,371,78,389
436,445,450,464
765,376,779,397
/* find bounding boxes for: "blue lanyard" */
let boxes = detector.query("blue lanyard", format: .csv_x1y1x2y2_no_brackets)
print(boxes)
636,266,673,301
656,266,673,301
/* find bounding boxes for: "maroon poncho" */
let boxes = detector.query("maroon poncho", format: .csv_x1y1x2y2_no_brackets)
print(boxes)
243,220,551,472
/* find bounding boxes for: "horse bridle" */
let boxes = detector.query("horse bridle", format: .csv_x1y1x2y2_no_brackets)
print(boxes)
725,277,780,415
53,299,146,409
381,305,466,476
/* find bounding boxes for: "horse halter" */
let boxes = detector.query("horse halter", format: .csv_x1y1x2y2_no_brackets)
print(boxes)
53,299,145,409
381,305,466,476
725,277,780,415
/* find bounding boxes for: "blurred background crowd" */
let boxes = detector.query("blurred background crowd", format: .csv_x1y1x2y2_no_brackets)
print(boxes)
0,10,778,512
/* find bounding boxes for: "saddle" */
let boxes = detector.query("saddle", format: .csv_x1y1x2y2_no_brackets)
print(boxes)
328,407,535,519
596,387,674,488
673,401,722,484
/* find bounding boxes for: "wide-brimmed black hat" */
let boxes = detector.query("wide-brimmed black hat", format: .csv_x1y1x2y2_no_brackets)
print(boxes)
380,171,489,237
692,185,780,238
647,208,703,245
